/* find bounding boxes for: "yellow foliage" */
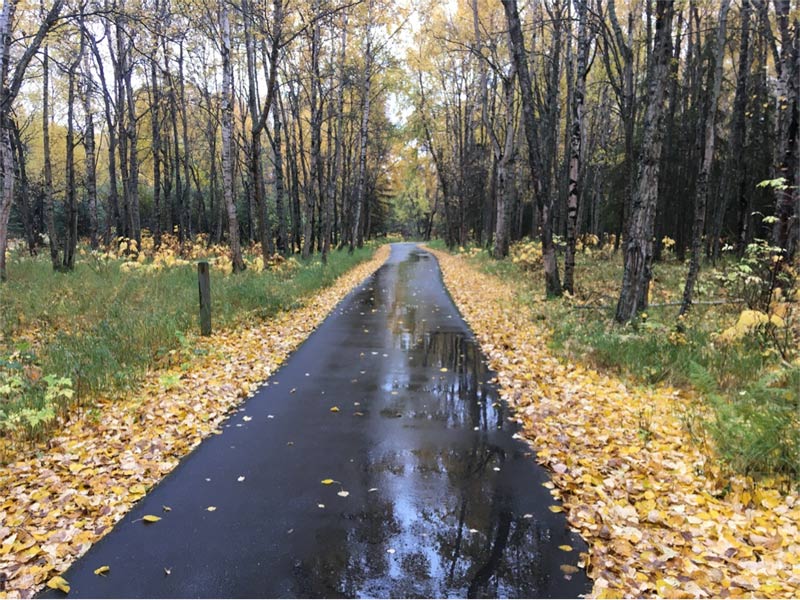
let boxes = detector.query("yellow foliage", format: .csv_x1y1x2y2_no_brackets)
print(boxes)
428,246,800,599
509,240,543,270
720,309,787,342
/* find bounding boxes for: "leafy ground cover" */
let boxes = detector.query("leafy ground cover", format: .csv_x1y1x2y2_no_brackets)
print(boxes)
429,245,800,598
0,234,377,450
0,244,390,597
431,239,799,481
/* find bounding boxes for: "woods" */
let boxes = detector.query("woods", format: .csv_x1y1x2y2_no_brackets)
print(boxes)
409,0,798,313
0,0,797,319
1,2,800,598
0,0,400,281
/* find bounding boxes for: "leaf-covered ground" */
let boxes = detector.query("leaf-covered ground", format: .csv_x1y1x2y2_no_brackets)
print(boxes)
0,245,390,598
429,247,800,599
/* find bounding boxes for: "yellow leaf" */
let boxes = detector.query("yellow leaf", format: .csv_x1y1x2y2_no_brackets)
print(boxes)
549,505,564,513
207,506,217,512
558,545,573,552
321,479,335,485
142,515,161,523
560,564,579,574
93,565,110,576
329,406,340,412
47,575,70,593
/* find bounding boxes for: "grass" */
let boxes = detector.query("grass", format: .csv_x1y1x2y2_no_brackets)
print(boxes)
436,239,800,481
0,241,377,444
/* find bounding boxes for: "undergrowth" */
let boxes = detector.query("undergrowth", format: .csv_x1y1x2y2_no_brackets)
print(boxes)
0,239,377,444
438,239,799,482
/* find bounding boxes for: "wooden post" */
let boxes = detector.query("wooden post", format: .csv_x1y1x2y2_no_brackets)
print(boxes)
198,261,211,336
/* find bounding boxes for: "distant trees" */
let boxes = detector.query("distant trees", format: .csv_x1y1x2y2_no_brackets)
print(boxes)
411,0,798,318
0,0,64,280
0,0,401,280
0,0,797,326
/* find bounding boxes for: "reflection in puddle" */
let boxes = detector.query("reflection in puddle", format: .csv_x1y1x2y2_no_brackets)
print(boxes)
294,245,588,598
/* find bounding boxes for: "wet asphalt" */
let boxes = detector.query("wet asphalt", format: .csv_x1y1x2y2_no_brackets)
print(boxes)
42,243,591,598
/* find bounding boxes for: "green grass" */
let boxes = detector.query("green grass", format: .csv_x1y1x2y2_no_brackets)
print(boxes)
0,244,377,444
444,242,800,481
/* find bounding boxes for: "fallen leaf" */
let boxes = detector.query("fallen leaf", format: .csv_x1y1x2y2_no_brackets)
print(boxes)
560,565,580,574
337,490,350,497
329,406,340,413
93,565,110,576
321,479,335,485
549,505,564,513
143,515,162,523
46,576,70,593
558,545,573,552
206,506,217,512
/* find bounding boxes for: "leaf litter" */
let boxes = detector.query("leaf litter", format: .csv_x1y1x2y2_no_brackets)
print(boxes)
0,246,390,598
430,247,800,599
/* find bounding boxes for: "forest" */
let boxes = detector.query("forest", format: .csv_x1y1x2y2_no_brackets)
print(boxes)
0,0,798,479
0,0,799,597
0,0,797,309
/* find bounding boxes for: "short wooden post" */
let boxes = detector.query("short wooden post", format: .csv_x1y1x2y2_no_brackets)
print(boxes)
198,261,212,336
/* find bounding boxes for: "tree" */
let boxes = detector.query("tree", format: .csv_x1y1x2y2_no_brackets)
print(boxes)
219,0,246,272
680,0,731,315
563,0,590,294
502,0,561,297
615,0,674,323
0,0,64,281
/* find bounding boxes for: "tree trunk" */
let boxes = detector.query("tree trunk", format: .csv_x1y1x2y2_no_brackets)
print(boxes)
178,41,192,241
83,52,99,250
272,84,288,254
680,0,730,315
220,1,246,272
62,31,85,271
10,119,36,254
493,70,516,259
304,2,323,259
563,0,589,294
615,0,674,322
771,0,799,256
150,43,162,246
42,42,59,268
501,0,561,296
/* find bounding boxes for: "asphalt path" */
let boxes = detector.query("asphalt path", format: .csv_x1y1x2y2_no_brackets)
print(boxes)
43,243,591,598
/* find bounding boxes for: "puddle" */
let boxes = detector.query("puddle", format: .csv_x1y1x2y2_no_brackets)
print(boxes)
290,244,590,598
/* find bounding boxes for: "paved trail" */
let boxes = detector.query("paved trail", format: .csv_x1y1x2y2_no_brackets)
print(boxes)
45,243,590,598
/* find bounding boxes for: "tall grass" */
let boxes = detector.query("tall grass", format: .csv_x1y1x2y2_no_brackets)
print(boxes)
0,245,377,443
